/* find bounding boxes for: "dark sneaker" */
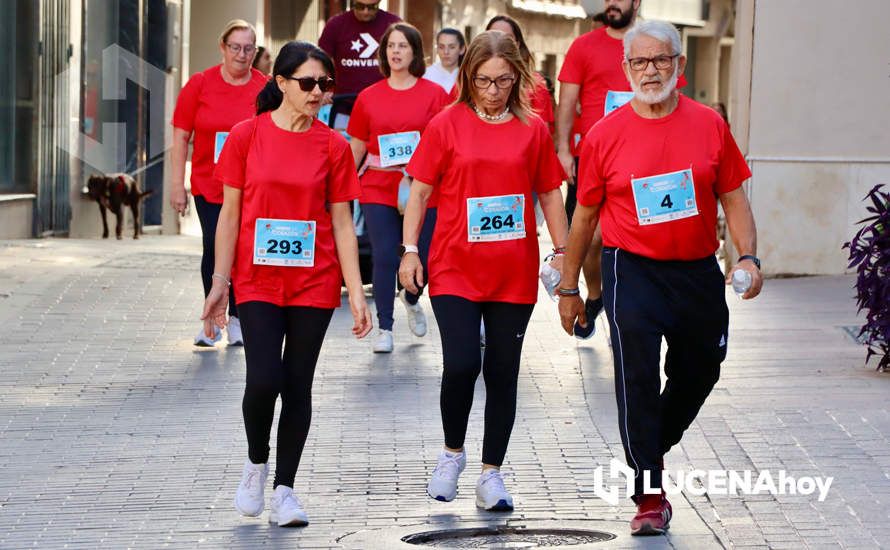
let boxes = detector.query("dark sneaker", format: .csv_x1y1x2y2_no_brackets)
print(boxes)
630,494,672,536
573,297,603,340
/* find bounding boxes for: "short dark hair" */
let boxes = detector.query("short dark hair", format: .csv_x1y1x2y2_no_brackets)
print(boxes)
378,23,426,78
256,41,335,115
592,12,608,24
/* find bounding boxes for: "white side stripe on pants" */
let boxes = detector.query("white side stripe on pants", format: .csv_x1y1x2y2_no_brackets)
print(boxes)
612,249,640,479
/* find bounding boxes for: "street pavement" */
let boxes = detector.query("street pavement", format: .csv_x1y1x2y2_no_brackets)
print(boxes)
0,235,885,549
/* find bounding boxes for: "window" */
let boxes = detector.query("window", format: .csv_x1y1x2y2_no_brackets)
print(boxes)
0,0,38,192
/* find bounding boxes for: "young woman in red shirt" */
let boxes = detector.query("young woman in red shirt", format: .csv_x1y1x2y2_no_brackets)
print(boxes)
347,23,450,354
399,31,569,511
202,42,373,527
170,20,268,347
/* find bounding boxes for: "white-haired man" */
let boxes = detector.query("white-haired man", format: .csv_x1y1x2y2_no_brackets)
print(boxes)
557,20,762,536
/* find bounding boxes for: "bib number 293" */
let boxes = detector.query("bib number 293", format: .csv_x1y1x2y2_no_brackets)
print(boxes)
254,218,316,267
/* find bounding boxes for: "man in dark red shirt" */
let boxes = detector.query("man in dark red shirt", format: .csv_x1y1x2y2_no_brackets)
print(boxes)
319,1,401,95
558,20,762,537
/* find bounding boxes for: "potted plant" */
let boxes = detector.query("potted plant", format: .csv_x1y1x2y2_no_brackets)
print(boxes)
844,184,890,371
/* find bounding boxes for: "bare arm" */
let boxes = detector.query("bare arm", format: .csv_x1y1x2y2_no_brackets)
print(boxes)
557,201,601,334
169,127,192,215
720,185,762,299
555,82,581,184
538,187,570,272
349,137,368,169
398,180,434,294
200,185,241,333
331,201,373,337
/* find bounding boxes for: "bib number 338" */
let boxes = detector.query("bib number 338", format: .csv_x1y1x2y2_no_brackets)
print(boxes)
254,218,316,267
466,194,526,242
631,168,698,225
378,131,421,167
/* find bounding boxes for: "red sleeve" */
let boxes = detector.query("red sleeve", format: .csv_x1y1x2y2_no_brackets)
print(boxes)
531,80,554,126
172,72,204,132
558,38,585,84
438,87,452,111
532,119,565,194
714,122,751,194
576,135,605,207
346,91,370,141
407,116,447,186
213,118,253,189
327,131,361,203
448,84,458,102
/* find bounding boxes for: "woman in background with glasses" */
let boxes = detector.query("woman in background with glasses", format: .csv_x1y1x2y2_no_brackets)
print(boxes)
347,22,450,354
171,19,267,347
204,41,372,527
399,31,568,512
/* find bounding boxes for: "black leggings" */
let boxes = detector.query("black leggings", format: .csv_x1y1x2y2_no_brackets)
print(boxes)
431,295,534,466
194,195,236,316
238,301,334,488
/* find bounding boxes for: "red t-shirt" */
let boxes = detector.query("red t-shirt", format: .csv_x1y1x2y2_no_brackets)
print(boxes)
318,10,401,95
558,28,628,138
172,65,267,203
213,113,360,308
348,78,450,207
407,104,565,303
530,73,554,133
577,96,751,261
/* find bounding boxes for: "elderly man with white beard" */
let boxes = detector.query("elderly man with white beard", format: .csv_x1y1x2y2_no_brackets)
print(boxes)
556,20,762,536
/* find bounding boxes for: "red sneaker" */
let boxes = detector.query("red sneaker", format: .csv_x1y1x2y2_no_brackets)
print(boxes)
630,494,672,536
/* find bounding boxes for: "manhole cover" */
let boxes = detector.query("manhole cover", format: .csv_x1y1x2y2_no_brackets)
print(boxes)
401,527,615,548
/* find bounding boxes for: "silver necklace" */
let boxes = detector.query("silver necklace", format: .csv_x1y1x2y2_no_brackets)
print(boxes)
472,103,510,122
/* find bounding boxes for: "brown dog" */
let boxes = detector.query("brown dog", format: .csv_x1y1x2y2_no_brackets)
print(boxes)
87,173,153,239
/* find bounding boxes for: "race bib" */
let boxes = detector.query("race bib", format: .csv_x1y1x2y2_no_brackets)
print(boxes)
214,131,229,163
630,168,698,225
378,131,420,167
466,194,526,242
253,218,316,267
604,91,635,116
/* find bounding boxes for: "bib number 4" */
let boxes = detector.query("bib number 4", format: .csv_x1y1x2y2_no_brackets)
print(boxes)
630,168,698,225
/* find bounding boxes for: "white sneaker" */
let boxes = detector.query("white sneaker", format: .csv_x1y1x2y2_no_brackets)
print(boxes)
227,316,244,346
475,468,514,511
372,329,394,353
427,449,466,502
398,289,427,337
234,460,268,517
194,325,222,347
269,485,309,527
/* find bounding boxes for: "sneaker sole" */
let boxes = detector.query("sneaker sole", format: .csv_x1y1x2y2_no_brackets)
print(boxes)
269,513,308,527
630,520,669,536
372,348,393,354
227,341,244,347
194,340,217,347
428,490,456,502
476,497,513,511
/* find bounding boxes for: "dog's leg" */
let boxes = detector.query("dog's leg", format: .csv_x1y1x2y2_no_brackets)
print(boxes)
115,210,123,240
131,201,140,239
99,204,109,238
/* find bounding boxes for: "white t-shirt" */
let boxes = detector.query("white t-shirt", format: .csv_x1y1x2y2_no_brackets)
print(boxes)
423,62,459,93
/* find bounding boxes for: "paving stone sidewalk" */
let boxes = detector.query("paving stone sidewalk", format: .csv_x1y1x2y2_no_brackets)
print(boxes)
0,236,884,549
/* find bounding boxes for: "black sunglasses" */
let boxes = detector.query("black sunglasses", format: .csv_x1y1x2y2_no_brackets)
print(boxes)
285,76,335,93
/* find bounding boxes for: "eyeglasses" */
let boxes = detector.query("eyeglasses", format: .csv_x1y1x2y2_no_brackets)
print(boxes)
285,76,336,93
353,1,380,12
225,43,257,56
626,54,678,71
472,75,516,90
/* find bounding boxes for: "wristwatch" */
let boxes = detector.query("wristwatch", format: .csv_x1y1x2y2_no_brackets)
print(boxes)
738,254,761,270
399,244,419,257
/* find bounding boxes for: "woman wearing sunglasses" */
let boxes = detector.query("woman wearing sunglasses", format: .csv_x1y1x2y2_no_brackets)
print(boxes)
347,23,450,354
203,41,373,527
170,20,268,348
399,31,568,511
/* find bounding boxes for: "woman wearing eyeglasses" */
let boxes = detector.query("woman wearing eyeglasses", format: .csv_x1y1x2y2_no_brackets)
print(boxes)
399,31,569,511
203,41,373,527
171,19,268,347
347,23,450,354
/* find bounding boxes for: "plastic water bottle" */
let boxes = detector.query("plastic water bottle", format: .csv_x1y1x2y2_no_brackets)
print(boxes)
539,262,561,302
731,269,752,297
